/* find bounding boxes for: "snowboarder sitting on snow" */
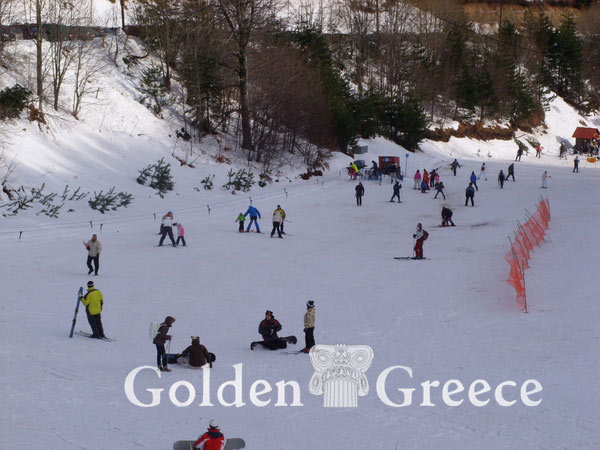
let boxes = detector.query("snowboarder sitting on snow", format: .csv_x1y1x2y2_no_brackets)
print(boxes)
244,205,261,232
235,213,245,232
258,310,286,350
82,280,105,338
413,223,428,260
194,419,225,450
441,207,455,227
176,336,212,369
153,316,175,372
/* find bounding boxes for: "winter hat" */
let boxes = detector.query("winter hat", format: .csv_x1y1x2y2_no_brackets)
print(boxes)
87,281,94,287
209,419,219,429
191,336,200,342
265,310,273,316
306,300,314,309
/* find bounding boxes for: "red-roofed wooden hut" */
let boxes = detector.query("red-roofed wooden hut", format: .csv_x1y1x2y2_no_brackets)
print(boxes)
572,127,599,149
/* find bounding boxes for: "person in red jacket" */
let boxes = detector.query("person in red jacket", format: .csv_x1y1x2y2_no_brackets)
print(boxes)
194,419,225,450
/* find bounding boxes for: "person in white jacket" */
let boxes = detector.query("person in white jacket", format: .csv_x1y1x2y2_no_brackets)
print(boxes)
271,207,284,238
158,211,177,246
478,162,488,180
301,300,316,353
541,171,551,189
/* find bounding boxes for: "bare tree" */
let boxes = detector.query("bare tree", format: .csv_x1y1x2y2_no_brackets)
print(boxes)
214,0,281,154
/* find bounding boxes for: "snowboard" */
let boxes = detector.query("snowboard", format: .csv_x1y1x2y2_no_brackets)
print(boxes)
173,438,245,450
394,257,429,260
74,330,115,342
250,335,297,350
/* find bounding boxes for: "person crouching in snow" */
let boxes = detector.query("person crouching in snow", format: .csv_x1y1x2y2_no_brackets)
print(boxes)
194,419,225,449
176,336,212,369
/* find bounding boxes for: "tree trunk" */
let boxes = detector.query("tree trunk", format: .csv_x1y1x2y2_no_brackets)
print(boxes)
238,45,252,151
36,0,43,112
120,0,126,29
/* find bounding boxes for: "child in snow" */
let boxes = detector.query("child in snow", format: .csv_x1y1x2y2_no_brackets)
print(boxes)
174,223,186,246
235,213,245,232
541,171,551,188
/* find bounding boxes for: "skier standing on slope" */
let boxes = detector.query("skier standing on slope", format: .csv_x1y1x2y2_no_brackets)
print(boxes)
498,170,505,189
258,310,286,350
194,419,225,450
541,171,551,188
470,171,479,191
423,169,430,188
465,183,475,206
506,163,515,181
478,162,487,180
451,159,461,176
235,213,245,232
536,144,542,158
390,181,401,203
275,205,286,234
83,234,102,275
413,223,428,259
573,156,579,173
413,170,421,189
301,300,316,353
441,207,455,227
355,182,365,206
153,316,175,372
434,181,446,199
271,206,284,238
174,223,186,247
515,147,523,161
429,169,437,188
244,205,261,233
158,211,177,247
81,280,105,339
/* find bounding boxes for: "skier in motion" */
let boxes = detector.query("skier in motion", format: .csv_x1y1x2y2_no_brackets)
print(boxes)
355,182,365,206
390,181,401,203
244,205,261,233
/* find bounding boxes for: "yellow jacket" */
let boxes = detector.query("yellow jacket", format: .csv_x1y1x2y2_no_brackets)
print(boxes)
82,287,103,315
304,307,315,328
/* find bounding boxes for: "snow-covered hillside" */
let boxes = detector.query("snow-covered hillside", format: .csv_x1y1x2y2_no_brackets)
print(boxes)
1,23,600,450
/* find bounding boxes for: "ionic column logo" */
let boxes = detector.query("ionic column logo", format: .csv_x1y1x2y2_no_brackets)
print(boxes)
309,344,374,407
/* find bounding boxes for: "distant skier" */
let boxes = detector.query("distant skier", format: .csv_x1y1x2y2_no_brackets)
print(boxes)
355,182,365,206
301,300,316,353
573,156,579,173
83,233,102,275
244,205,261,232
507,163,515,181
559,142,567,159
275,205,286,234
541,171,551,188
413,170,421,189
258,310,286,350
235,212,245,232
420,179,428,193
176,336,212,369
478,162,487,180
174,222,186,247
81,280,105,339
271,206,284,238
413,223,428,259
441,207,455,227
153,316,175,372
515,147,523,161
429,169,437,188
451,159,461,176
536,144,542,158
465,182,475,206
434,181,445,199
423,169,430,188
194,419,225,450
470,171,478,191
390,181,401,203
158,211,177,247
498,170,505,189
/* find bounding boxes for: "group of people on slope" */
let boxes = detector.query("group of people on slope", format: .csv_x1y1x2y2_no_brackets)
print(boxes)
255,302,316,353
235,205,287,237
158,211,186,247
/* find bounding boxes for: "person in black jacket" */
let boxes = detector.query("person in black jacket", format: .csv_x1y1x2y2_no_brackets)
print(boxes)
498,170,505,189
153,316,175,372
355,182,365,206
507,163,515,181
434,181,445,199
390,181,401,203
441,207,455,227
258,310,285,350
465,183,475,206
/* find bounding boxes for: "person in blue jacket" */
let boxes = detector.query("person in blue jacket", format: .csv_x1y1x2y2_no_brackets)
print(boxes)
244,205,261,233
470,171,478,191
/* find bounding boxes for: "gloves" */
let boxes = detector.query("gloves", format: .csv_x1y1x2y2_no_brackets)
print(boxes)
303,328,307,332
209,363,213,368
413,234,416,238
166,335,172,341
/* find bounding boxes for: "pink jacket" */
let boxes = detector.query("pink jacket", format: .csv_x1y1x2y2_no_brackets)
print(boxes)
414,171,421,181
177,224,185,236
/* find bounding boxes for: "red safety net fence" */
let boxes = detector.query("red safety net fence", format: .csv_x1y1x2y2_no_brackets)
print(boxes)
504,197,551,312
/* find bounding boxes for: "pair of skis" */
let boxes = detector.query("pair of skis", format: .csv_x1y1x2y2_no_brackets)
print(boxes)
69,287,115,342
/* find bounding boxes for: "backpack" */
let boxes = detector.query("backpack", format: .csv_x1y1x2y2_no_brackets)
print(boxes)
149,322,161,340
422,230,429,241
